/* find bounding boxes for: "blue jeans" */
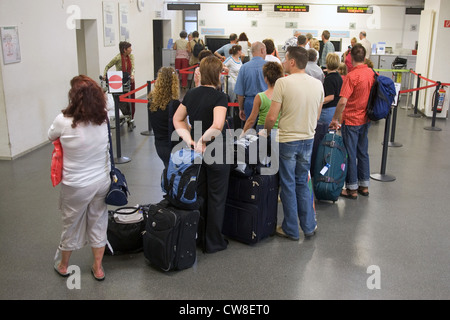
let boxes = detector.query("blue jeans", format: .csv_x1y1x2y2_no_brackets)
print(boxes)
319,106,336,127
278,139,317,238
341,123,371,190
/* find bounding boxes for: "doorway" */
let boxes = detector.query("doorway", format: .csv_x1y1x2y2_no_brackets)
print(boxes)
76,20,100,80
153,19,172,79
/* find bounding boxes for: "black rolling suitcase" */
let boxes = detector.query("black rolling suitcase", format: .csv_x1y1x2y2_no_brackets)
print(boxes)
143,200,200,271
222,173,279,245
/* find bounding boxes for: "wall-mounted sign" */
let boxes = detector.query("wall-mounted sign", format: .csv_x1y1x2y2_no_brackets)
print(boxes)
274,5,309,12
228,4,262,11
167,3,201,10
337,6,373,14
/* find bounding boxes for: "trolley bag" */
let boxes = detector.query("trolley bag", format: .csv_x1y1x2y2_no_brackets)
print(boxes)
222,173,279,245
105,205,148,255
143,200,200,271
161,147,202,210
313,132,348,202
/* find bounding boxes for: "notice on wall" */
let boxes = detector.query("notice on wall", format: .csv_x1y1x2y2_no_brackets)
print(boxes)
1,26,21,64
103,1,116,47
119,3,130,42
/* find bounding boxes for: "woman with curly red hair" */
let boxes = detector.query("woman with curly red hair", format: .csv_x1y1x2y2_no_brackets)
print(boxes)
48,75,110,281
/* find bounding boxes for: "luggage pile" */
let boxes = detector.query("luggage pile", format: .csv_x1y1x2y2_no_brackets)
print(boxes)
105,128,349,272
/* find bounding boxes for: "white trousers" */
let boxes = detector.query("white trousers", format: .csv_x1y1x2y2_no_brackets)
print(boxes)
58,177,110,251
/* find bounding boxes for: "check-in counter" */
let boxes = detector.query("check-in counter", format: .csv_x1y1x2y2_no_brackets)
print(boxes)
371,54,417,90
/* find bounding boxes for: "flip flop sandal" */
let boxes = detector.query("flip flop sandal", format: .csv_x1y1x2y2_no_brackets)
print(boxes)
358,188,369,196
91,267,105,281
54,261,70,277
340,189,357,200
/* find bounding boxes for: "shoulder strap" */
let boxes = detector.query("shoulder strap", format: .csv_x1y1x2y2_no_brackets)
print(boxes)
107,119,115,169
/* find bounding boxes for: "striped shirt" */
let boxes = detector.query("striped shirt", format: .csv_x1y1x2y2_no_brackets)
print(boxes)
340,64,375,126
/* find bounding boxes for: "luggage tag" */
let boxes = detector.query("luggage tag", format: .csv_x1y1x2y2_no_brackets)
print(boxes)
320,163,330,175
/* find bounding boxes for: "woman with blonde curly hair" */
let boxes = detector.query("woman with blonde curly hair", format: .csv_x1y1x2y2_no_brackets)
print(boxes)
148,67,181,168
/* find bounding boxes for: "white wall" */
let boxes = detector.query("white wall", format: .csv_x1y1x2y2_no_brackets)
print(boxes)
0,0,424,159
0,0,180,159
196,1,422,55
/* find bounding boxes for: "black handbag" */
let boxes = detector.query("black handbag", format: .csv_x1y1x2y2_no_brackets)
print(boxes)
105,205,148,255
105,120,130,206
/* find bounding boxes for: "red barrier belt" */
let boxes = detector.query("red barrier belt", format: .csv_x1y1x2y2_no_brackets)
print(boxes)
178,64,198,75
119,83,149,103
399,83,438,94
228,102,239,107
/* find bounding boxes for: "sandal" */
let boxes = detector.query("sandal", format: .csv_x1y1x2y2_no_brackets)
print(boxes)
91,267,105,281
54,261,70,277
358,187,369,197
340,188,358,200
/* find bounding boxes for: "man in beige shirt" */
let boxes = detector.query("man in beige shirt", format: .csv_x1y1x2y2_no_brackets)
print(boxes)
264,46,324,240
359,31,371,60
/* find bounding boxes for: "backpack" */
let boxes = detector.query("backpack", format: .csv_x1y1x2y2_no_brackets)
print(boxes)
192,39,204,58
366,69,397,121
161,148,202,210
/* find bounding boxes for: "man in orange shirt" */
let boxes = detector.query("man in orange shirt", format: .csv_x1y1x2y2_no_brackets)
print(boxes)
329,44,375,199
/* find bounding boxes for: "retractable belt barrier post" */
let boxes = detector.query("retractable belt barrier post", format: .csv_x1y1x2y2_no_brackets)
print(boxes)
388,102,402,148
119,81,155,136
408,71,422,118
370,107,396,182
113,93,131,164
424,82,442,132
141,81,154,136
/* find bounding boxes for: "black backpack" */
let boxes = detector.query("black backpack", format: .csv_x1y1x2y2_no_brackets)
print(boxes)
192,39,204,58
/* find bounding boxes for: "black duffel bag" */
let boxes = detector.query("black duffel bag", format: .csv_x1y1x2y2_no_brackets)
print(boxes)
105,205,149,255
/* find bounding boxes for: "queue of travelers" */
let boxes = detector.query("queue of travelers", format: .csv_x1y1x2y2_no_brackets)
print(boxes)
49,29,375,281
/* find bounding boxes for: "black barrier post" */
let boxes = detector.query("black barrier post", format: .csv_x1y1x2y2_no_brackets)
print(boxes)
141,81,154,136
424,82,442,131
371,108,396,182
409,73,422,118
113,93,131,164
388,104,402,147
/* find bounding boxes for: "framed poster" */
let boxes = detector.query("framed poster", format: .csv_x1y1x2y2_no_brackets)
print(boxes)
103,1,116,47
119,3,130,41
1,26,21,64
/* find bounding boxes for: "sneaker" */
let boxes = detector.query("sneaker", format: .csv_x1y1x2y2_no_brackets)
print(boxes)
304,225,318,238
275,226,299,241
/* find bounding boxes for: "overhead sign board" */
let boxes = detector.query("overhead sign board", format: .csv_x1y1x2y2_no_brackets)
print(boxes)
337,6,373,14
228,4,262,11
274,5,309,12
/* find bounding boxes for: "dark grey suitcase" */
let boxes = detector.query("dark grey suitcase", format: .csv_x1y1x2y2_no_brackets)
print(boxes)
222,173,279,245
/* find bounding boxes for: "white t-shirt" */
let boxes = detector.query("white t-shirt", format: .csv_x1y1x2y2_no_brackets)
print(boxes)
265,54,282,65
48,114,110,187
271,73,324,142
224,56,242,82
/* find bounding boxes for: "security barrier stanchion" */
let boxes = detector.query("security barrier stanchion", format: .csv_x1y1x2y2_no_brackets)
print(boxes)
388,103,402,147
402,69,413,110
371,108,396,182
408,72,422,118
141,80,154,136
113,93,131,164
424,82,442,132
